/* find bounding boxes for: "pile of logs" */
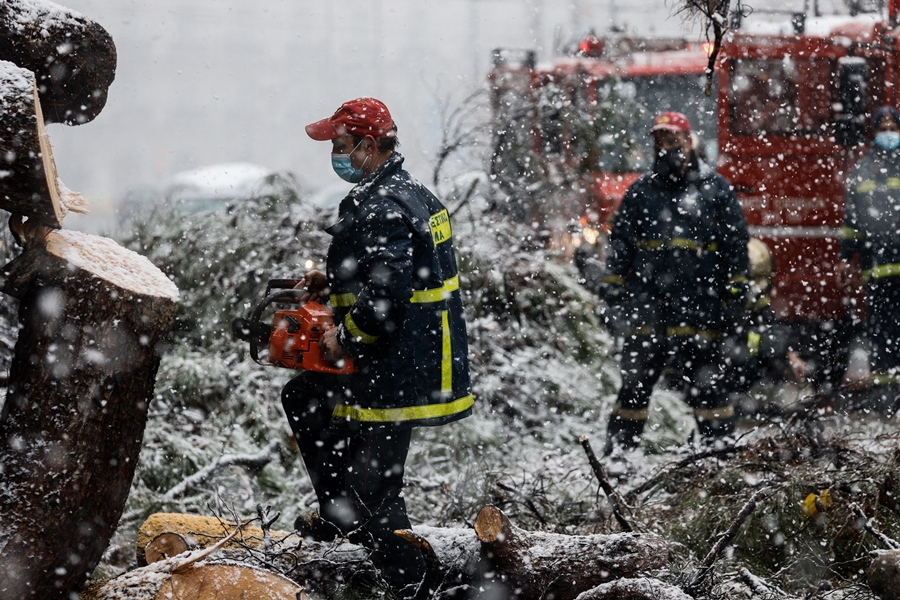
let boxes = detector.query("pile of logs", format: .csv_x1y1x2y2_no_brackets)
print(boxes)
86,506,684,600
0,2,178,599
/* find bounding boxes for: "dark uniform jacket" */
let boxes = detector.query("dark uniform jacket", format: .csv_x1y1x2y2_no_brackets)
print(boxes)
325,152,473,431
841,147,900,278
604,156,749,335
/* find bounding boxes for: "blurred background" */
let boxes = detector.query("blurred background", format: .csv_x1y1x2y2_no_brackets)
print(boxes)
47,0,703,233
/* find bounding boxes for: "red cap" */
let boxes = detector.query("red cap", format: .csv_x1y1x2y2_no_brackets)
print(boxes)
305,97,395,141
649,111,691,134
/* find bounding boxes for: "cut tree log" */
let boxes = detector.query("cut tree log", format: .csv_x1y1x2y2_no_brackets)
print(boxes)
137,508,669,600
0,0,116,125
474,505,668,600
0,229,179,600
84,529,308,600
0,60,66,230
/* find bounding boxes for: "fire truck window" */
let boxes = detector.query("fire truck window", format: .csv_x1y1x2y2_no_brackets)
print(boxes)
729,57,833,136
595,74,716,172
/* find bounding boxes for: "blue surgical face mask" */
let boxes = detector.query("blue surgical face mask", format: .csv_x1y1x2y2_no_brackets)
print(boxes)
874,131,900,151
331,140,367,183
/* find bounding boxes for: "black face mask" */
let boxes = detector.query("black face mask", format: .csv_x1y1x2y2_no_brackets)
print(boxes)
653,147,686,184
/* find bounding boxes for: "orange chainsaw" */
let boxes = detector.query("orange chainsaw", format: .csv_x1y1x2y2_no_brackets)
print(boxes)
234,279,356,375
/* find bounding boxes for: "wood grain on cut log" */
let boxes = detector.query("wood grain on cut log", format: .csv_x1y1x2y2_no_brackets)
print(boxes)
0,229,178,600
85,530,307,600
474,505,668,600
0,60,64,229
138,513,292,566
0,0,116,125
574,577,693,600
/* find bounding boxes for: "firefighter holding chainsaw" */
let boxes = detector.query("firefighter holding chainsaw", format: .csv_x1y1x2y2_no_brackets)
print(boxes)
281,97,472,598
597,111,750,457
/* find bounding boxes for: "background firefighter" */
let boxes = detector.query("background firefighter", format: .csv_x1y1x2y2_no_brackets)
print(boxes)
597,111,750,456
839,105,900,414
281,98,473,598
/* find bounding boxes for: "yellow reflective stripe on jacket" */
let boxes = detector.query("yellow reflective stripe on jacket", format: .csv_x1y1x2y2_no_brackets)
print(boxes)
666,326,721,339
636,238,716,252
329,275,460,308
841,226,864,240
862,263,900,281
747,331,761,357
344,312,379,344
889,177,900,189
871,372,900,385
857,180,876,193
669,237,702,251
603,274,625,286
332,393,474,423
693,406,735,421
411,275,459,303
330,293,356,308
729,274,749,284
612,405,649,421
441,310,452,393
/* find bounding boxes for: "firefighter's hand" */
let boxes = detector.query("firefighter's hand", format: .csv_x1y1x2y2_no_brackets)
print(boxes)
295,270,328,303
788,350,808,382
321,326,345,364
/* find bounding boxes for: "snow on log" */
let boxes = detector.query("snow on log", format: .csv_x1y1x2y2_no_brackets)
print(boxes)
868,549,900,600
574,577,693,600
0,60,64,229
474,505,668,600
0,0,116,125
0,229,178,600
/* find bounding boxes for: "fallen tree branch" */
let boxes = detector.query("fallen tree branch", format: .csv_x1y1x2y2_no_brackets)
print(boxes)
163,440,280,500
496,481,548,525
851,503,900,550
625,445,739,504
737,566,798,599
579,435,633,532
682,486,771,596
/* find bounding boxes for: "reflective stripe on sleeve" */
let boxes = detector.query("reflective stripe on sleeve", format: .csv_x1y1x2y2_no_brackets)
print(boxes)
330,293,357,308
747,331,761,357
344,312,380,344
862,263,900,281
857,180,876,193
332,393,474,423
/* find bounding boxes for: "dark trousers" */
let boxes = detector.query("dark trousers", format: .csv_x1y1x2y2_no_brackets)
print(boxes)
281,372,425,596
866,276,900,412
606,330,735,453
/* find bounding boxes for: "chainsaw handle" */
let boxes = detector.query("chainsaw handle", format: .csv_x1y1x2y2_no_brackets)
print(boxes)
265,279,303,297
249,289,308,365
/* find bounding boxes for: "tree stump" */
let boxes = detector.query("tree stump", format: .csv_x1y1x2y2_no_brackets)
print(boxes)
474,505,668,600
0,0,116,125
0,229,178,599
868,549,900,600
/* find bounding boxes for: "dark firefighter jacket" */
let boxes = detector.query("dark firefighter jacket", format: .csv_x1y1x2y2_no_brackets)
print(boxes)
603,156,750,335
841,147,900,281
324,152,473,431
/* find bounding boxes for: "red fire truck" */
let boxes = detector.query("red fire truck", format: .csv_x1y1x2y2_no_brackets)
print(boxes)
489,10,900,390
